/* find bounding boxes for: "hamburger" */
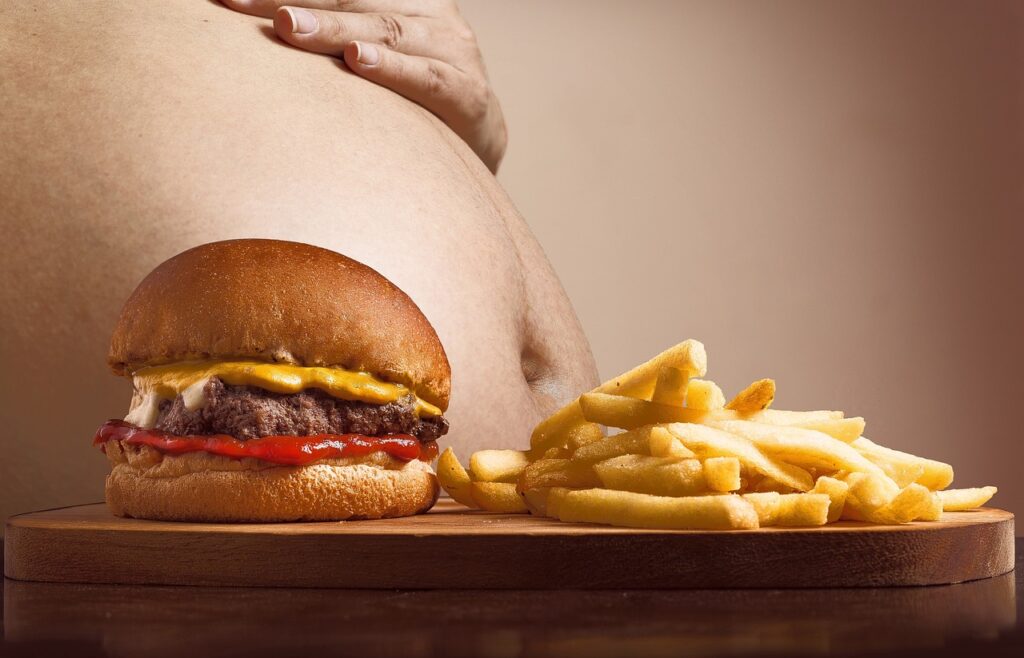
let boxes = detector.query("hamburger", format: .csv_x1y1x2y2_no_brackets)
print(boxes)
93,239,448,521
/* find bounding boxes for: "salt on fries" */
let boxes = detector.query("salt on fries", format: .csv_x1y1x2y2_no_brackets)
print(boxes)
437,339,997,529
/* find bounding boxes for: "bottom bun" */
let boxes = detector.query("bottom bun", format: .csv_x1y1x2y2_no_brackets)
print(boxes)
105,457,439,522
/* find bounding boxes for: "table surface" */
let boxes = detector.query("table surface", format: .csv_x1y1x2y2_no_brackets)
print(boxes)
2,538,1021,658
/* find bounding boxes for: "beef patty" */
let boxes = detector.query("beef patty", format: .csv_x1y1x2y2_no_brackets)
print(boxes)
154,377,447,443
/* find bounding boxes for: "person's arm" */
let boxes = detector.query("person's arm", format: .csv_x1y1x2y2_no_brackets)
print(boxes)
220,0,507,173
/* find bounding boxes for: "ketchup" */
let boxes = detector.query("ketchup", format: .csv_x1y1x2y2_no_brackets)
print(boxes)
93,420,437,465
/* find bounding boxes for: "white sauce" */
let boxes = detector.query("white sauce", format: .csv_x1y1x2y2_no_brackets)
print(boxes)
181,377,210,411
123,376,211,428
123,392,161,429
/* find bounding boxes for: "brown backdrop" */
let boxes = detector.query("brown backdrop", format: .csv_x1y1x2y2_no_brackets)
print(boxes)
464,0,1024,516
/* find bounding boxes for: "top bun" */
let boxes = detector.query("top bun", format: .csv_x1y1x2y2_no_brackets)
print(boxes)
108,239,450,410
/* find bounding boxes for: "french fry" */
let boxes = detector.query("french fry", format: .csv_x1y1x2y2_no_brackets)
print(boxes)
789,417,865,443
518,458,601,492
436,447,477,508
521,487,551,516
593,455,706,496
751,477,796,494
471,482,529,513
851,437,954,491
566,422,605,451
581,393,718,428
861,484,934,525
811,476,849,523
842,471,899,510
775,493,830,526
685,379,726,410
599,339,708,398
870,459,925,489
572,427,655,463
546,487,571,518
744,409,844,424
667,422,814,491
529,402,588,455
916,492,944,521
712,420,889,479
515,340,996,531
556,488,759,530
726,379,776,411
937,486,997,511
703,457,741,492
742,492,781,525
651,366,689,406
647,426,696,458
581,395,844,433
530,339,707,452
469,450,531,483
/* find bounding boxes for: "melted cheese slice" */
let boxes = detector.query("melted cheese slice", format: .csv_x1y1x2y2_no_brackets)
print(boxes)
126,361,441,429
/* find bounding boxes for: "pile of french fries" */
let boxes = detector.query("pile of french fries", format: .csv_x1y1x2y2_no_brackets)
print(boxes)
438,339,997,530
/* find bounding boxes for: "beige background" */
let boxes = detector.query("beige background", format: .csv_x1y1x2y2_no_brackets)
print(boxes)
462,0,1023,515
1,1,1021,524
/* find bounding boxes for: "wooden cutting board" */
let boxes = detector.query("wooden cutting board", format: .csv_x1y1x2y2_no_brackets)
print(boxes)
4,500,1014,589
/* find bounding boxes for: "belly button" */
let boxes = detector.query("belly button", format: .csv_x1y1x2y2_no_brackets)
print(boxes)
520,346,567,411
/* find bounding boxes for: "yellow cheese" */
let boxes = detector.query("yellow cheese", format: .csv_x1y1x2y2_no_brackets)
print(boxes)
131,361,442,417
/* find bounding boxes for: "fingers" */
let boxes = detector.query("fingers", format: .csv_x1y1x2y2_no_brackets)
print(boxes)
344,41,489,135
274,7,452,61
220,1,430,19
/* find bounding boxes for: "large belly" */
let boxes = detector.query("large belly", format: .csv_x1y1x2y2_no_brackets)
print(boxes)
0,2,543,513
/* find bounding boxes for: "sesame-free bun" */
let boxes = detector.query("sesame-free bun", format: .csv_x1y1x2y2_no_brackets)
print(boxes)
108,239,450,410
105,456,439,522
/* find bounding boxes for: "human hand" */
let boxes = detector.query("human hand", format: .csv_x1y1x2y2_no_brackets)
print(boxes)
220,0,507,173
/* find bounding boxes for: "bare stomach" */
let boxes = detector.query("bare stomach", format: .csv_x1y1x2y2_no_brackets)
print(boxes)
0,1,596,516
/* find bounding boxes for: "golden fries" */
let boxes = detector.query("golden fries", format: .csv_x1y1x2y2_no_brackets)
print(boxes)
566,422,605,451
937,487,997,511
775,493,830,527
518,458,601,491
469,450,531,483
471,482,529,513
555,488,759,530
437,447,477,508
668,423,814,492
651,366,689,406
529,339,707,453
581,393,711,429
711,420,888,479
529,402,588,456
789,417,865,443
572,427,654,463
703,457,741,492
811,476,849,523
742,492,781,525
521,487,551,516
726,379,776,411
647,426,696,458
438,339,998,526
593,455,706,496
851,437,954,491
598,339,708,399
685,379,726,410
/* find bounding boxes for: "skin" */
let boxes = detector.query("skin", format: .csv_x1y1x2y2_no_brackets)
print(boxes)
219,0,509,173
0,1,597,516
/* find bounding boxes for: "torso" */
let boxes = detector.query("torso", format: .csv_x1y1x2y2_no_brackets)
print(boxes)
0,1,597,512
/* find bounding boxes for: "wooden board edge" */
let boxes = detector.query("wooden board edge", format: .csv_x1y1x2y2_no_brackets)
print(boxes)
4,511,1014,589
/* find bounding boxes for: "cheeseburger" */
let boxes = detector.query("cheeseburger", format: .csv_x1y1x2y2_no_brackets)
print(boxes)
93,239,448,521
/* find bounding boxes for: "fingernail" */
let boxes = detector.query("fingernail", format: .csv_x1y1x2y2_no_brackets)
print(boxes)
355,42,380,66
287,8,317,34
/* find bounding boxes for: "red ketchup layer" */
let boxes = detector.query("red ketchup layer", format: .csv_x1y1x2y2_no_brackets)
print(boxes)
93,420,437,465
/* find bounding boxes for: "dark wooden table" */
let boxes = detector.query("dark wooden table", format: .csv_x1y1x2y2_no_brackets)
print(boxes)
2,539,1021,657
